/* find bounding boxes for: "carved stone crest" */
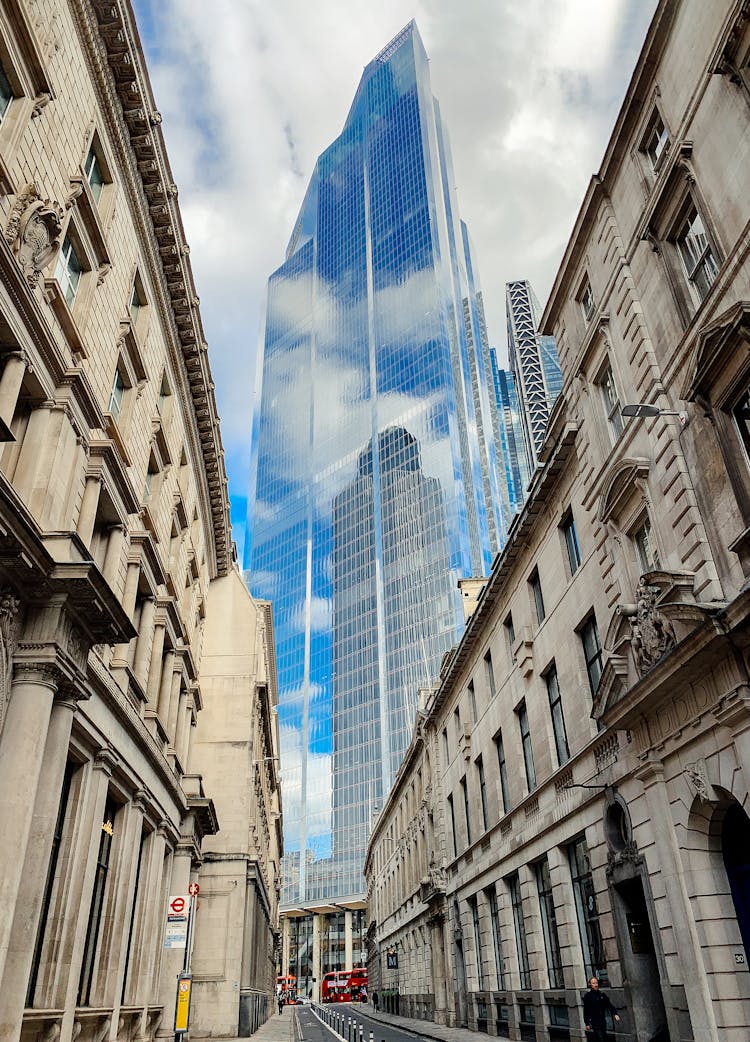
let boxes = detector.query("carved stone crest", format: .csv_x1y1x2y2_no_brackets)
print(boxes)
628,576,677,676
5,183,63,289
684,758,711,803
605,840,643,878
0,587,21,734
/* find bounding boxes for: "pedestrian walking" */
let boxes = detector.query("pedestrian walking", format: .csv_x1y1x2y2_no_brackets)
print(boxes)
372,990,379,1012
278,993,285,1015
583,977,620,1041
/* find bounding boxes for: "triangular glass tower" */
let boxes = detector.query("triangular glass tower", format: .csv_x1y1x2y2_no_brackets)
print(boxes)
247,22,505,904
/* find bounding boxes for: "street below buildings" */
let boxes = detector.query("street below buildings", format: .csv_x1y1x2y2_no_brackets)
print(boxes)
298,1004,421,1042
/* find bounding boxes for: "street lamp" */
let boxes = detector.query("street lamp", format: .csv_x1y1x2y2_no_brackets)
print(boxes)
621,402,689,428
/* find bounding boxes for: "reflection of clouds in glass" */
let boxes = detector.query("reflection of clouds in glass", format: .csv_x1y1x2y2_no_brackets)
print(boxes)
279,722,332,852
288,595,331,634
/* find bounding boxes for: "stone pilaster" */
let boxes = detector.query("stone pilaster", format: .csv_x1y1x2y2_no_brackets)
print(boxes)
345,908,353,970
76,474,102,547
0,690,77,1042
635,757,717,1042
154,844,193,1039
0,663,59,989
0,351,27,428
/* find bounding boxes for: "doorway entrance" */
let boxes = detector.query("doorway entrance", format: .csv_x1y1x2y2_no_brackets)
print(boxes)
611,875,670,1041
722,802,750,957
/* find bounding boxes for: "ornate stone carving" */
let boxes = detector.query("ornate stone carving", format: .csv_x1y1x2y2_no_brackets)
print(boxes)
684,758,711,802
31,92,52,118
0,588,21,734
606,839,643,878
5,183,64,288
628,576,677,676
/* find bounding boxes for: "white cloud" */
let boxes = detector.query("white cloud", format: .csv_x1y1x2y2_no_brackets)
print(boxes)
278,721,332,849
134,0,659,519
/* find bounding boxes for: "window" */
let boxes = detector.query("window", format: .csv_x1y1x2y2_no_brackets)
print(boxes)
469,680,477,723
580,616,603,696
569,836,607,982
453,706,462,741
643,109,669,171
130,282,142,324
599,363,624,441
486,887,505,989
545,664,570,766
442,727,449,763
495,732,510,815
108,367,126,423
461,775,472,847
504,613,515,651
675,202,719,303
78,796,117,1005
84,145,105,203
562,512,581,575
508,873,531,989
476,756,488,832
517,701,536,791
578,277,595,323
447,794,457,858
469,897,485,990
54,234,83,307
632,515,660,572
0,63,12,122
484,650,496,698
28,761,75,1005
536,857,564,988
529,570,545,625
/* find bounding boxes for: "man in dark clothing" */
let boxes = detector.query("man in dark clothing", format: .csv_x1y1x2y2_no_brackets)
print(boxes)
372,991,379,1012
583,977,620,1041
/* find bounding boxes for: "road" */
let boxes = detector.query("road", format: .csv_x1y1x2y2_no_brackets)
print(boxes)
295,1004,423,1042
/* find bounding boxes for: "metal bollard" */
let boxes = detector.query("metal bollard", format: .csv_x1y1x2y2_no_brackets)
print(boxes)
369,1033,373,1042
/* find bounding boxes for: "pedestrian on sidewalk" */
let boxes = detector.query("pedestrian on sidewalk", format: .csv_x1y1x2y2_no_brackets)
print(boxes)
372,990,379,1012
583,977,620,1041
278,993,285,1015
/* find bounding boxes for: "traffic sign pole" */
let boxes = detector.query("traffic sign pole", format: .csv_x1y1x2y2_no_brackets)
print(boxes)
174,885,199,1039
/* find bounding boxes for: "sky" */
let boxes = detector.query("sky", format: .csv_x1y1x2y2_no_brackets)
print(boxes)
131,0,659,559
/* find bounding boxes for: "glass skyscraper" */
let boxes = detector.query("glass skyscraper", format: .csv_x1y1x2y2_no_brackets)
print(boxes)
247,22,505,904
489,351,531,519
506,279,563,470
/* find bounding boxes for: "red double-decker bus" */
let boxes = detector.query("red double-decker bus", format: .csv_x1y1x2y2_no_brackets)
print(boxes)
346,967,368,1001
321,971,347,1003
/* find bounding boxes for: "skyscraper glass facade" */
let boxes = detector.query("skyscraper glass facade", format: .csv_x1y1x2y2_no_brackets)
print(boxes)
489,350,531,519
247,22,505,904
506,280,563,470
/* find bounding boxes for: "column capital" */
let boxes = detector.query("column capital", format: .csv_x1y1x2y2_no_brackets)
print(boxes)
11,661,60,692
132,788,149,812
633,754,665,786
93,746,118,776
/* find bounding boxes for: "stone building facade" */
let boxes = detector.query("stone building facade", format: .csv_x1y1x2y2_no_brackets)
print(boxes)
365,1,750,1040
189,574,283,1037
0,2,280,1041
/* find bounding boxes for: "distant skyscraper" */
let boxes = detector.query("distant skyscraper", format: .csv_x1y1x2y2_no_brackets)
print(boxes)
247,22,505,905
490,351,531,519
506,279,563,469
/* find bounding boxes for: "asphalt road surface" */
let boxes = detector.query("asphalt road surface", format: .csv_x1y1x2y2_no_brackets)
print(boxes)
295,1004,422,1042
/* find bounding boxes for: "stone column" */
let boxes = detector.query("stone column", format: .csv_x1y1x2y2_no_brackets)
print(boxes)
345,909,353,970
312,914,322,1002
430,914,448,1024
0,351,26,428
281,915,290,976
129,825,169,1038
133,596,155,689
0,664,58,989
177,694,194,769
173,690,189,768
167,667,183,745
156,650,175,726
0,690,76,1042
12,404,51,505
111,560,140,671
102,523,125,591
76,474,102,547
47,750,115,1042
635,758,717,1042
155,844,192,1039
146,618,166,707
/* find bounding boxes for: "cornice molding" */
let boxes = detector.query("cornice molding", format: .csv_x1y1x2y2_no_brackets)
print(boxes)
70,0,231,577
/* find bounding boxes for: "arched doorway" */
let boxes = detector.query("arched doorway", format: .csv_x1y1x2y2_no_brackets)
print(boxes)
722,802,750,956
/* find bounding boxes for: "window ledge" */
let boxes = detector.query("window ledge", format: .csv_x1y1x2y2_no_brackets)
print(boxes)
43,278,86,357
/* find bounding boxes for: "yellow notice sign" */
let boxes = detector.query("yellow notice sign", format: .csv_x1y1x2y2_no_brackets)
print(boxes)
175,975,192,1032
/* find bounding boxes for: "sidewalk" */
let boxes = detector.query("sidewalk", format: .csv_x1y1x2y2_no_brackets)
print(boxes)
220,1004,296,1042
